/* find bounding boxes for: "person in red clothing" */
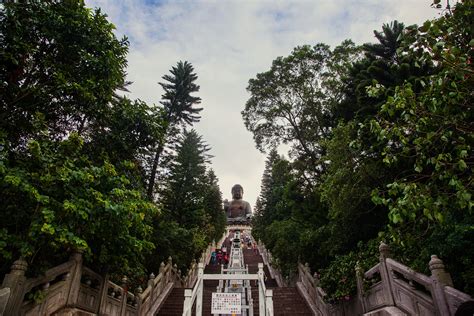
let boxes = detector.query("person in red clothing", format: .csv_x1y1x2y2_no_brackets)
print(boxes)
252,242,258,254
216,250,223,265
224,253,229,266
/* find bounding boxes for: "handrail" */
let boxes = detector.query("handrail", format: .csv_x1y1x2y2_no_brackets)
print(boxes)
23,260,75,293
182,231,228,316
364,262,380,279
182,233,273,316
257,241,284,287
386,258,432,286
182,276,203,316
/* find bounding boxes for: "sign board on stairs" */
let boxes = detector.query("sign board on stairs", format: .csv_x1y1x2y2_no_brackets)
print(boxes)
211,292,241,314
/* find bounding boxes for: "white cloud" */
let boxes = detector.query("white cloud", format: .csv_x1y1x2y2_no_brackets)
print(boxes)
85,0,438,207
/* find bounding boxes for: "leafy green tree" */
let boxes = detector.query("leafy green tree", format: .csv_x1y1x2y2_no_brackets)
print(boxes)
91,98,165,165
147,61,202,199
0,1,163,280
0,1,129,146
370,1,472,229
242,41,359,183
320,122,389,256
336,21,434,122
247,1,473,299
367,2,473,294
0,132,157,277
253,150,329,274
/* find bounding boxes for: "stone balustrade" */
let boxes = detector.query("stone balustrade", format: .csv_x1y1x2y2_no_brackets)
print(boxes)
295,241,474,316
257,240,285,287
0,253,180,316
0,234,224,315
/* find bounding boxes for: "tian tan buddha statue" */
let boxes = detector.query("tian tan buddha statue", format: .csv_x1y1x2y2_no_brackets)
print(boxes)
225,184,252,224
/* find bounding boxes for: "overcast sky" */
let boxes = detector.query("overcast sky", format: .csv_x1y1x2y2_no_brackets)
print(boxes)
84,0,439,208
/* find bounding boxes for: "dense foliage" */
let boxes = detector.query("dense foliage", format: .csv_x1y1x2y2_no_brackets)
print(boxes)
148,130,226,271
0,1,224,283
247,1,473,300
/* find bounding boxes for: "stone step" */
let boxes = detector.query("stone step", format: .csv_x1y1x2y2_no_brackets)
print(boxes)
271,287,313,316
156,287,186,316
158,238,309,315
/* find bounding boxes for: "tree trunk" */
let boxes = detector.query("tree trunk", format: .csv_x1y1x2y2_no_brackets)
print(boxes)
147,140,164,200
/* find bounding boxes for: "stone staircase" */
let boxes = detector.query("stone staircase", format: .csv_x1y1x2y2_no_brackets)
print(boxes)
271,287,313,316
156,287,186,315
202,263,221,315
241,247,312,316
157,240,312,316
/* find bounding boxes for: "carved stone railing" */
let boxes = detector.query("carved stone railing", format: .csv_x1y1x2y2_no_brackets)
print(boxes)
257,241,285,287
296,262,361,316
0,253,179,316
1,252,82,316
135,257,180,316
296,242,474,316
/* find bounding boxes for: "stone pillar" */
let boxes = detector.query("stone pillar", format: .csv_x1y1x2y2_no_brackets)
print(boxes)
1,258,28,315
66,251,83,308
265,289,273,315
147,271,155,304
183,289,192,316
429,255,452,315
98,274,110,315
196,263,204,316
378,242,395,306
258,263,265,316
119,276,128,316
135,285,143,315
430,255,453,286
355,262,367,313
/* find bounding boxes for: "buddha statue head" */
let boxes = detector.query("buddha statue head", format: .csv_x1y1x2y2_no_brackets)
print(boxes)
231,184,243,200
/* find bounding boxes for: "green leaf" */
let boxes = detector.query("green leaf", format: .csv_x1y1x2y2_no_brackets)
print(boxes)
458,160,467,170
41,223,55,235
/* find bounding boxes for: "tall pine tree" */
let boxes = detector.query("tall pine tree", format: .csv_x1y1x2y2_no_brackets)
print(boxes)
147,61,202,199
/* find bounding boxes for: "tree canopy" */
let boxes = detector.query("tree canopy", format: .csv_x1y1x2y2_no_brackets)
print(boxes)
0,1,224,286
246,1,473,299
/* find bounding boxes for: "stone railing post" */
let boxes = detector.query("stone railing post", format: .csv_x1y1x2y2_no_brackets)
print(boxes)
98,274,110,315
196,263,204,316
265,289,273,315
355,262,367,313
378,242,395,306
312,270,322,303
160,261,166,285
119,276,128,316
258,263,265,316
148,271,155,301
135,286,143,315
429,255,452,316
1,258,28,315
66,251,83,308
182,289,192,316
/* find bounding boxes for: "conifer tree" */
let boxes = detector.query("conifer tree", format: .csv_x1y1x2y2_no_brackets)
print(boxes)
147,61,202,199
